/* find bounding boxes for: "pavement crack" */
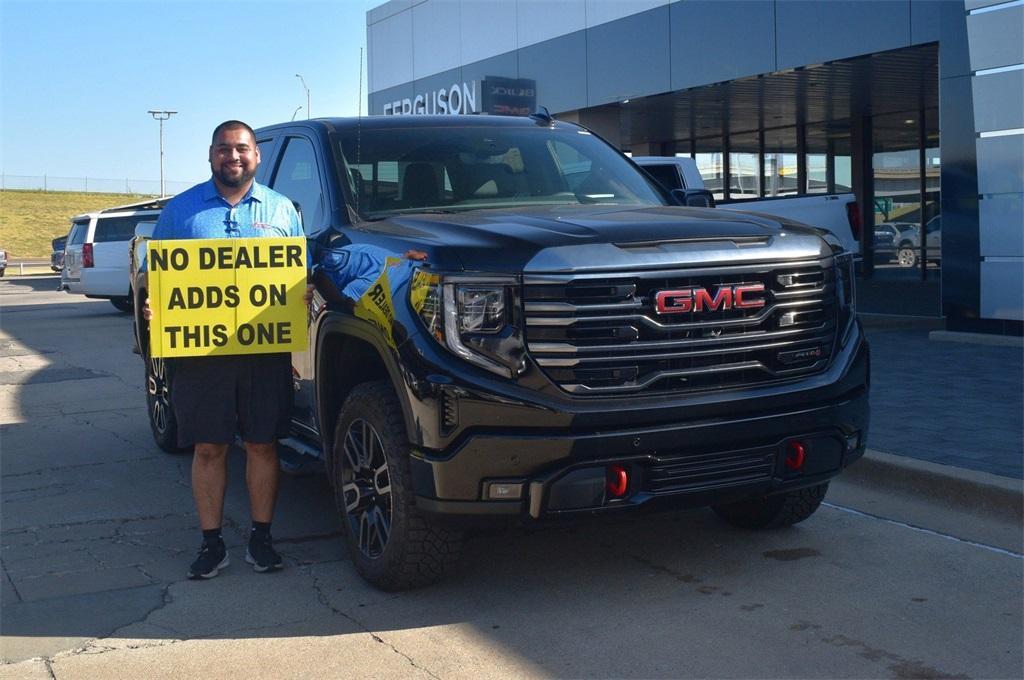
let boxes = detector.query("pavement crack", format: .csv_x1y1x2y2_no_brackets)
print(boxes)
305,567,439,679
43,658,57,680
2,562,24,603
2,455,161,479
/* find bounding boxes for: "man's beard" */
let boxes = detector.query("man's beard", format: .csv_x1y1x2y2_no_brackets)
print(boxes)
214,164,255,188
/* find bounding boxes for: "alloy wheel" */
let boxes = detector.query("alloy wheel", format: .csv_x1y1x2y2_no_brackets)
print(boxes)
147,357,170,434
340,418,393,559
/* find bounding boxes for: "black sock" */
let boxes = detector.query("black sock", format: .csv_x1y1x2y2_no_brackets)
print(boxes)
251,521,271,539
202,528,222,545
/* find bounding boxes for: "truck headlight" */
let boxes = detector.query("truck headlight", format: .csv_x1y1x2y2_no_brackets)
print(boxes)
412,272,525,378
456,286,506,333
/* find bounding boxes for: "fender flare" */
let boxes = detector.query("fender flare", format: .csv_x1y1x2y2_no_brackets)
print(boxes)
314,312,419,456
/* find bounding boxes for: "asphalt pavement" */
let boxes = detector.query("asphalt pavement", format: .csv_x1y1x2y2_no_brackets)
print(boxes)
1,275,1021,679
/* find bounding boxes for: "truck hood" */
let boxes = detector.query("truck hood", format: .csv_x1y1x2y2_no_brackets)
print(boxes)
357,205,832,273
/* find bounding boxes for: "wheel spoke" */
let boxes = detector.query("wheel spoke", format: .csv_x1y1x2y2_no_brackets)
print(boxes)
152,400,166,432
344,429,361,471
361,421,372,469
374,462,390,496
342,482,361,512
372,505,390,548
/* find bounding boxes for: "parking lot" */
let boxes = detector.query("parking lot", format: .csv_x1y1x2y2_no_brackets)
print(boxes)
1,276,1021,679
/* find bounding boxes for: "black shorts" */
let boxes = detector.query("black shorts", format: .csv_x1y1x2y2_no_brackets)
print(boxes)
171,353,293,447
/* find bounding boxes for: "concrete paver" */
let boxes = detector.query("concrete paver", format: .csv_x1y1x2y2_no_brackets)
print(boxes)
862,315,1023,479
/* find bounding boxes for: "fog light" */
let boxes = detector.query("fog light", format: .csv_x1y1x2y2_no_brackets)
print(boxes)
844,432,860,453
785,441,806,471
606,465,629,498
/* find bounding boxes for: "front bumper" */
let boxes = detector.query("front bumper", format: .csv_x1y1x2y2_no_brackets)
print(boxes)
410,332,869,522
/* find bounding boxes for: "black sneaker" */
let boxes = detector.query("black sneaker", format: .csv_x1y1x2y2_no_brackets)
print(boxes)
188,540,229,579
246,533,284,572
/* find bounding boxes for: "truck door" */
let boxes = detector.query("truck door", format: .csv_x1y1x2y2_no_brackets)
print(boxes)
268,135,327,432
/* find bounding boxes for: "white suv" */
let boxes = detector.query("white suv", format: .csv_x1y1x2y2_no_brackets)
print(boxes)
61,198,167,312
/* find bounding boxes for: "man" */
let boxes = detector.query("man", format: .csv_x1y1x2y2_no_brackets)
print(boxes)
146,120,302,579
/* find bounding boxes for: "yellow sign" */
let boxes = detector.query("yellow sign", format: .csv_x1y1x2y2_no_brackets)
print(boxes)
354,256,402,349
147,237,307,358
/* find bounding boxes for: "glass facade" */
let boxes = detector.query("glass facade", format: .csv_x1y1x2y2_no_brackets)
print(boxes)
871,108,940,280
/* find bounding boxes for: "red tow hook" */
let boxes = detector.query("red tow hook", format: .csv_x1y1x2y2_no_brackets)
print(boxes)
785,441,807,471
607,464,629,498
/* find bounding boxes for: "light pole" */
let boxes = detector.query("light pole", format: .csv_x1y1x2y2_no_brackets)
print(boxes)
291,105,303,121
147,110,177,197
295,74,310,119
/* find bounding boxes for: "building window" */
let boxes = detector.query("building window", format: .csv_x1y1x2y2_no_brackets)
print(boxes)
764,126,799,197
694,137,724,201
728,131,761,200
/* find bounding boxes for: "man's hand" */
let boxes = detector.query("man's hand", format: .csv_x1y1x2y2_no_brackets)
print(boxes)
143,298,152,321
304,283,315,305
403,249,428,261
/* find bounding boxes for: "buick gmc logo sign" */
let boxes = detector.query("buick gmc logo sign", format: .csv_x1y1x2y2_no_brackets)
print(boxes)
654,284,766,314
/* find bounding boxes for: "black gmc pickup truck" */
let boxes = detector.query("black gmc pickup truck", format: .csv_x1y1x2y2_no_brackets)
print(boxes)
134,114,869,590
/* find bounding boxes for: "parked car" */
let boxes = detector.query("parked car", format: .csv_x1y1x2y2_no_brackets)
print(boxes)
0,248,7,277
632,156,861,259
896,215,941,268
61,198,167,311
132,114,868,591
51,236,67,272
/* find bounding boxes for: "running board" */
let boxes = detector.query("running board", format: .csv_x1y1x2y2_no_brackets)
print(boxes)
278,437,325,476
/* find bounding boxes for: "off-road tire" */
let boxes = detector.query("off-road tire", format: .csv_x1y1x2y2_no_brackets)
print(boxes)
110,296,133,312
712,482,829,530
331,380,462,590
146,355,185,453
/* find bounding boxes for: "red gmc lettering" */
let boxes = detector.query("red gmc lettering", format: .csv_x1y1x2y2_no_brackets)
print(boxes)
734,283,766,309
655,289,693,313
655,284,766,314
693,287,732,311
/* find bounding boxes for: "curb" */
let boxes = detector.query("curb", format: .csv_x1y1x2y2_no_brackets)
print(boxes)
929,329,1024,348
843,449,1023,522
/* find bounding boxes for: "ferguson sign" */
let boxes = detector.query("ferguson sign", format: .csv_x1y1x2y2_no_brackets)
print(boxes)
382,81,480,116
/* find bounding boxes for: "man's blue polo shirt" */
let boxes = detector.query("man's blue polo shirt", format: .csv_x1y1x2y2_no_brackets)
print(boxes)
153,179,302,241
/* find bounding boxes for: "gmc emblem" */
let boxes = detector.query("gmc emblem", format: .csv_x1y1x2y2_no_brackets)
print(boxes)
654,283,766,314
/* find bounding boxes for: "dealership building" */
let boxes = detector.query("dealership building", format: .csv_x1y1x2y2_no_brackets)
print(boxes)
366,0,1023,335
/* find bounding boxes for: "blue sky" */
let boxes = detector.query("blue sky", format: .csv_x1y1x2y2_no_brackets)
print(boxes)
1,0,379,185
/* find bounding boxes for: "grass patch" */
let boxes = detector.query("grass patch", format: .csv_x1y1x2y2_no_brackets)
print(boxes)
0,189,156,257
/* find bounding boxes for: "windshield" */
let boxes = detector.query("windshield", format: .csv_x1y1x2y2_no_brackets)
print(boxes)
335,124,666,218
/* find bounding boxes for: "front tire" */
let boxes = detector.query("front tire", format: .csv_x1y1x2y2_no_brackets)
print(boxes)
712,483,829,529
331,381,462,590
146,356,185,453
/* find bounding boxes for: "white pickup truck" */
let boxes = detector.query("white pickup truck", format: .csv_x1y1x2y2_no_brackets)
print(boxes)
633,156,861,258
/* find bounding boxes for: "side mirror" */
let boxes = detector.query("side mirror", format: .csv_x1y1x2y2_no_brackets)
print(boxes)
135,222,156,239
671,188,716,209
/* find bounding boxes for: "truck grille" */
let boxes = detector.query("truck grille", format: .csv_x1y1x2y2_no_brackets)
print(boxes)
524,259,836,395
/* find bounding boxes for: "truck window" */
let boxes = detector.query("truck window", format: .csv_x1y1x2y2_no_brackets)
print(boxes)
93,216,140,243
271,136,325,234
642,164,683,191
68,220,89,245
336,126,665,218
255,139,277,184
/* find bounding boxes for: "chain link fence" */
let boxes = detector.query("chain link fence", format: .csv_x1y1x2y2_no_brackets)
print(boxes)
1,173,199,196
